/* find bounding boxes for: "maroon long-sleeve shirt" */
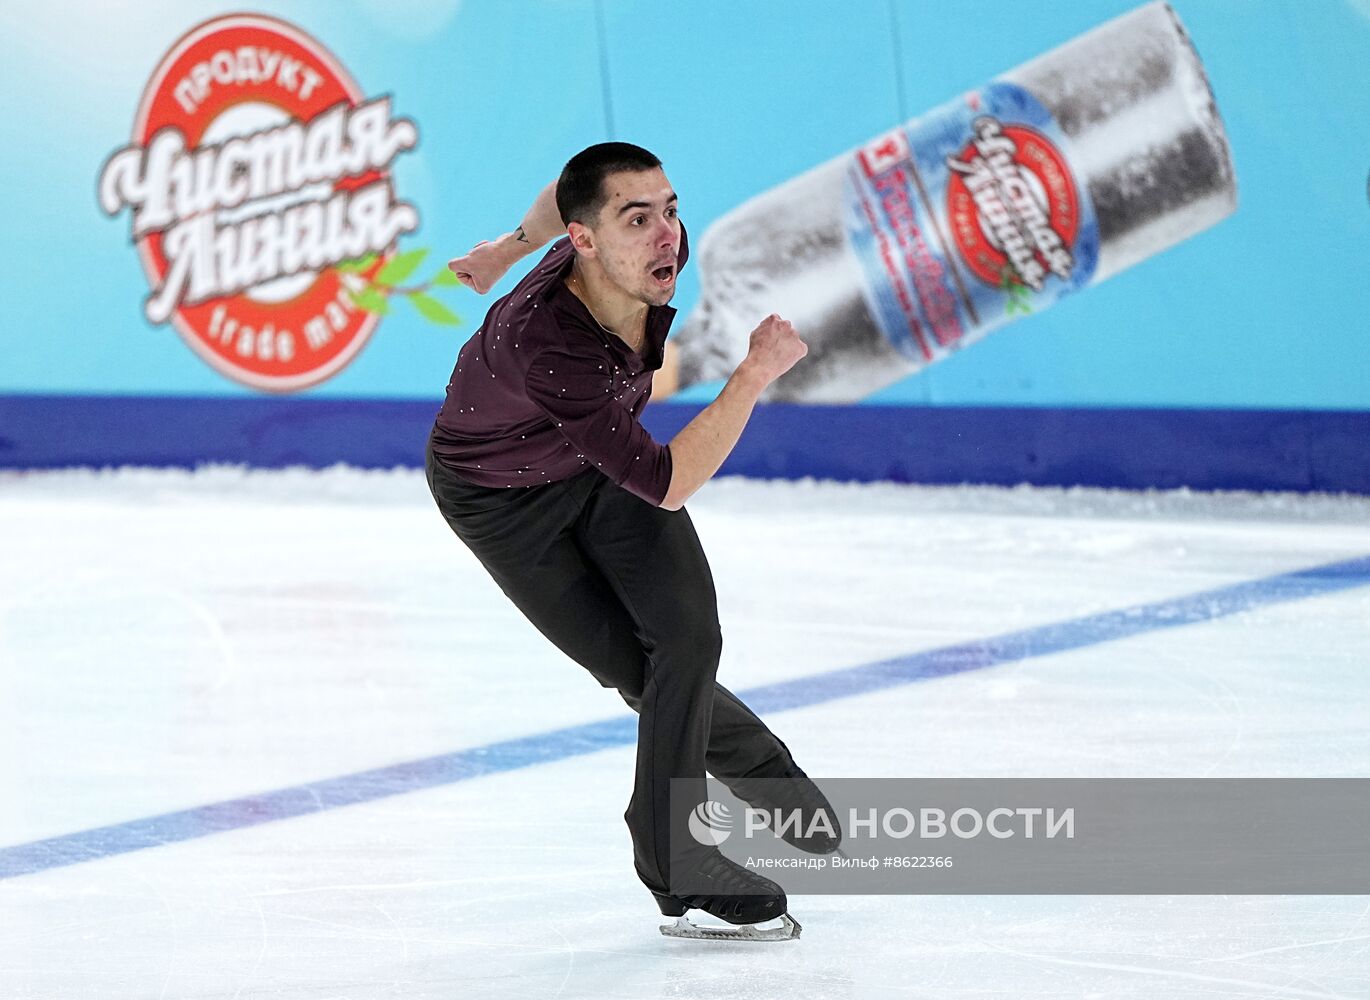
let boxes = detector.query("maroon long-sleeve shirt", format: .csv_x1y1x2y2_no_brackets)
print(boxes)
429,230,689,506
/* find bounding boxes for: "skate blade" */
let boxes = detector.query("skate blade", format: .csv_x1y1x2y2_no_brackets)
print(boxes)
659,912,801,942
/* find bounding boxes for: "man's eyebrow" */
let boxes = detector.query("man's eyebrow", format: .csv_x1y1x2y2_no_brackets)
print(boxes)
616,192,679,216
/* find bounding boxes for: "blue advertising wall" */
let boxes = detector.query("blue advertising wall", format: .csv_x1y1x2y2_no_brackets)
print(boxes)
1,0,1367,490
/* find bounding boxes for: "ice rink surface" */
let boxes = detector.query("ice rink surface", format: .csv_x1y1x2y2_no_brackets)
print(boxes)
2,467,1368,999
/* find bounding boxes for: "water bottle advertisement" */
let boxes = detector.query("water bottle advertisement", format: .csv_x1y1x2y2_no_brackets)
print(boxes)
1,0,1366,488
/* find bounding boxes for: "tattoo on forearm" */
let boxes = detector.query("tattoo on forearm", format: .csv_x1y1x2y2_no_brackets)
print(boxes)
514,226,529,243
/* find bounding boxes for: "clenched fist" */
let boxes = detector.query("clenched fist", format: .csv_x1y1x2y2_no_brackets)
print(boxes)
742,314,808,385
447,234,524,294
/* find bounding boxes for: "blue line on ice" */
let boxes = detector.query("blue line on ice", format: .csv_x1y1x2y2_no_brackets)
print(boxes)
3,554,1367,880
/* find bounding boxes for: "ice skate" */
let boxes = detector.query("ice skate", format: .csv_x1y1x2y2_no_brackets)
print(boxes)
729,762,842,856
653,849,801,942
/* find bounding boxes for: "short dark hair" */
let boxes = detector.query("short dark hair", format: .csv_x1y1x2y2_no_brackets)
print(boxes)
556,142,662,226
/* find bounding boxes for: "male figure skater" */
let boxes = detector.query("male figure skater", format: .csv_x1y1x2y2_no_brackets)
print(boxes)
427,143,837,940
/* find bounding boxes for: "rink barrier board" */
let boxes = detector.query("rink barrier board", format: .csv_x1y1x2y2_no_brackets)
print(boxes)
2,551,1368,881
0,395,1366,493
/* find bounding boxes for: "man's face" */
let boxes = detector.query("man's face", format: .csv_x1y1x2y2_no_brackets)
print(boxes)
578,168,681,307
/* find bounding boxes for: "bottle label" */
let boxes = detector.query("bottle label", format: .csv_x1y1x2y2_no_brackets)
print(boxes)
844,81,1100,364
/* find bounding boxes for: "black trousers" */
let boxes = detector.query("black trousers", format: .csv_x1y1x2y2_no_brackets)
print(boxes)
426,442,796,892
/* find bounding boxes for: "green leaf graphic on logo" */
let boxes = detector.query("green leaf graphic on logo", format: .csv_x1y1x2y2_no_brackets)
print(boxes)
349,288,390,314
337,245,463,327
376,248,429,286
409,293,461,326
1000,266,1032,316
336,253,377,274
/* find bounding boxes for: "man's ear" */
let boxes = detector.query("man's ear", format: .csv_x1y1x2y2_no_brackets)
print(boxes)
567,220,597,260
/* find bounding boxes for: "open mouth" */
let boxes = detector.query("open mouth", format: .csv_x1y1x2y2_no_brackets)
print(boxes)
651,264,675,286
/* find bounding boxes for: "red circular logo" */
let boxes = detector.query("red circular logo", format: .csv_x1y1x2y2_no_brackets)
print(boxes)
98,14,419,392
946,121,1079,292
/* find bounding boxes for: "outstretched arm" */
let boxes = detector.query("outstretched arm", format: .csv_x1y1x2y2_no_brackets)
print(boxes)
660,315,807,510
447,181,564,293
